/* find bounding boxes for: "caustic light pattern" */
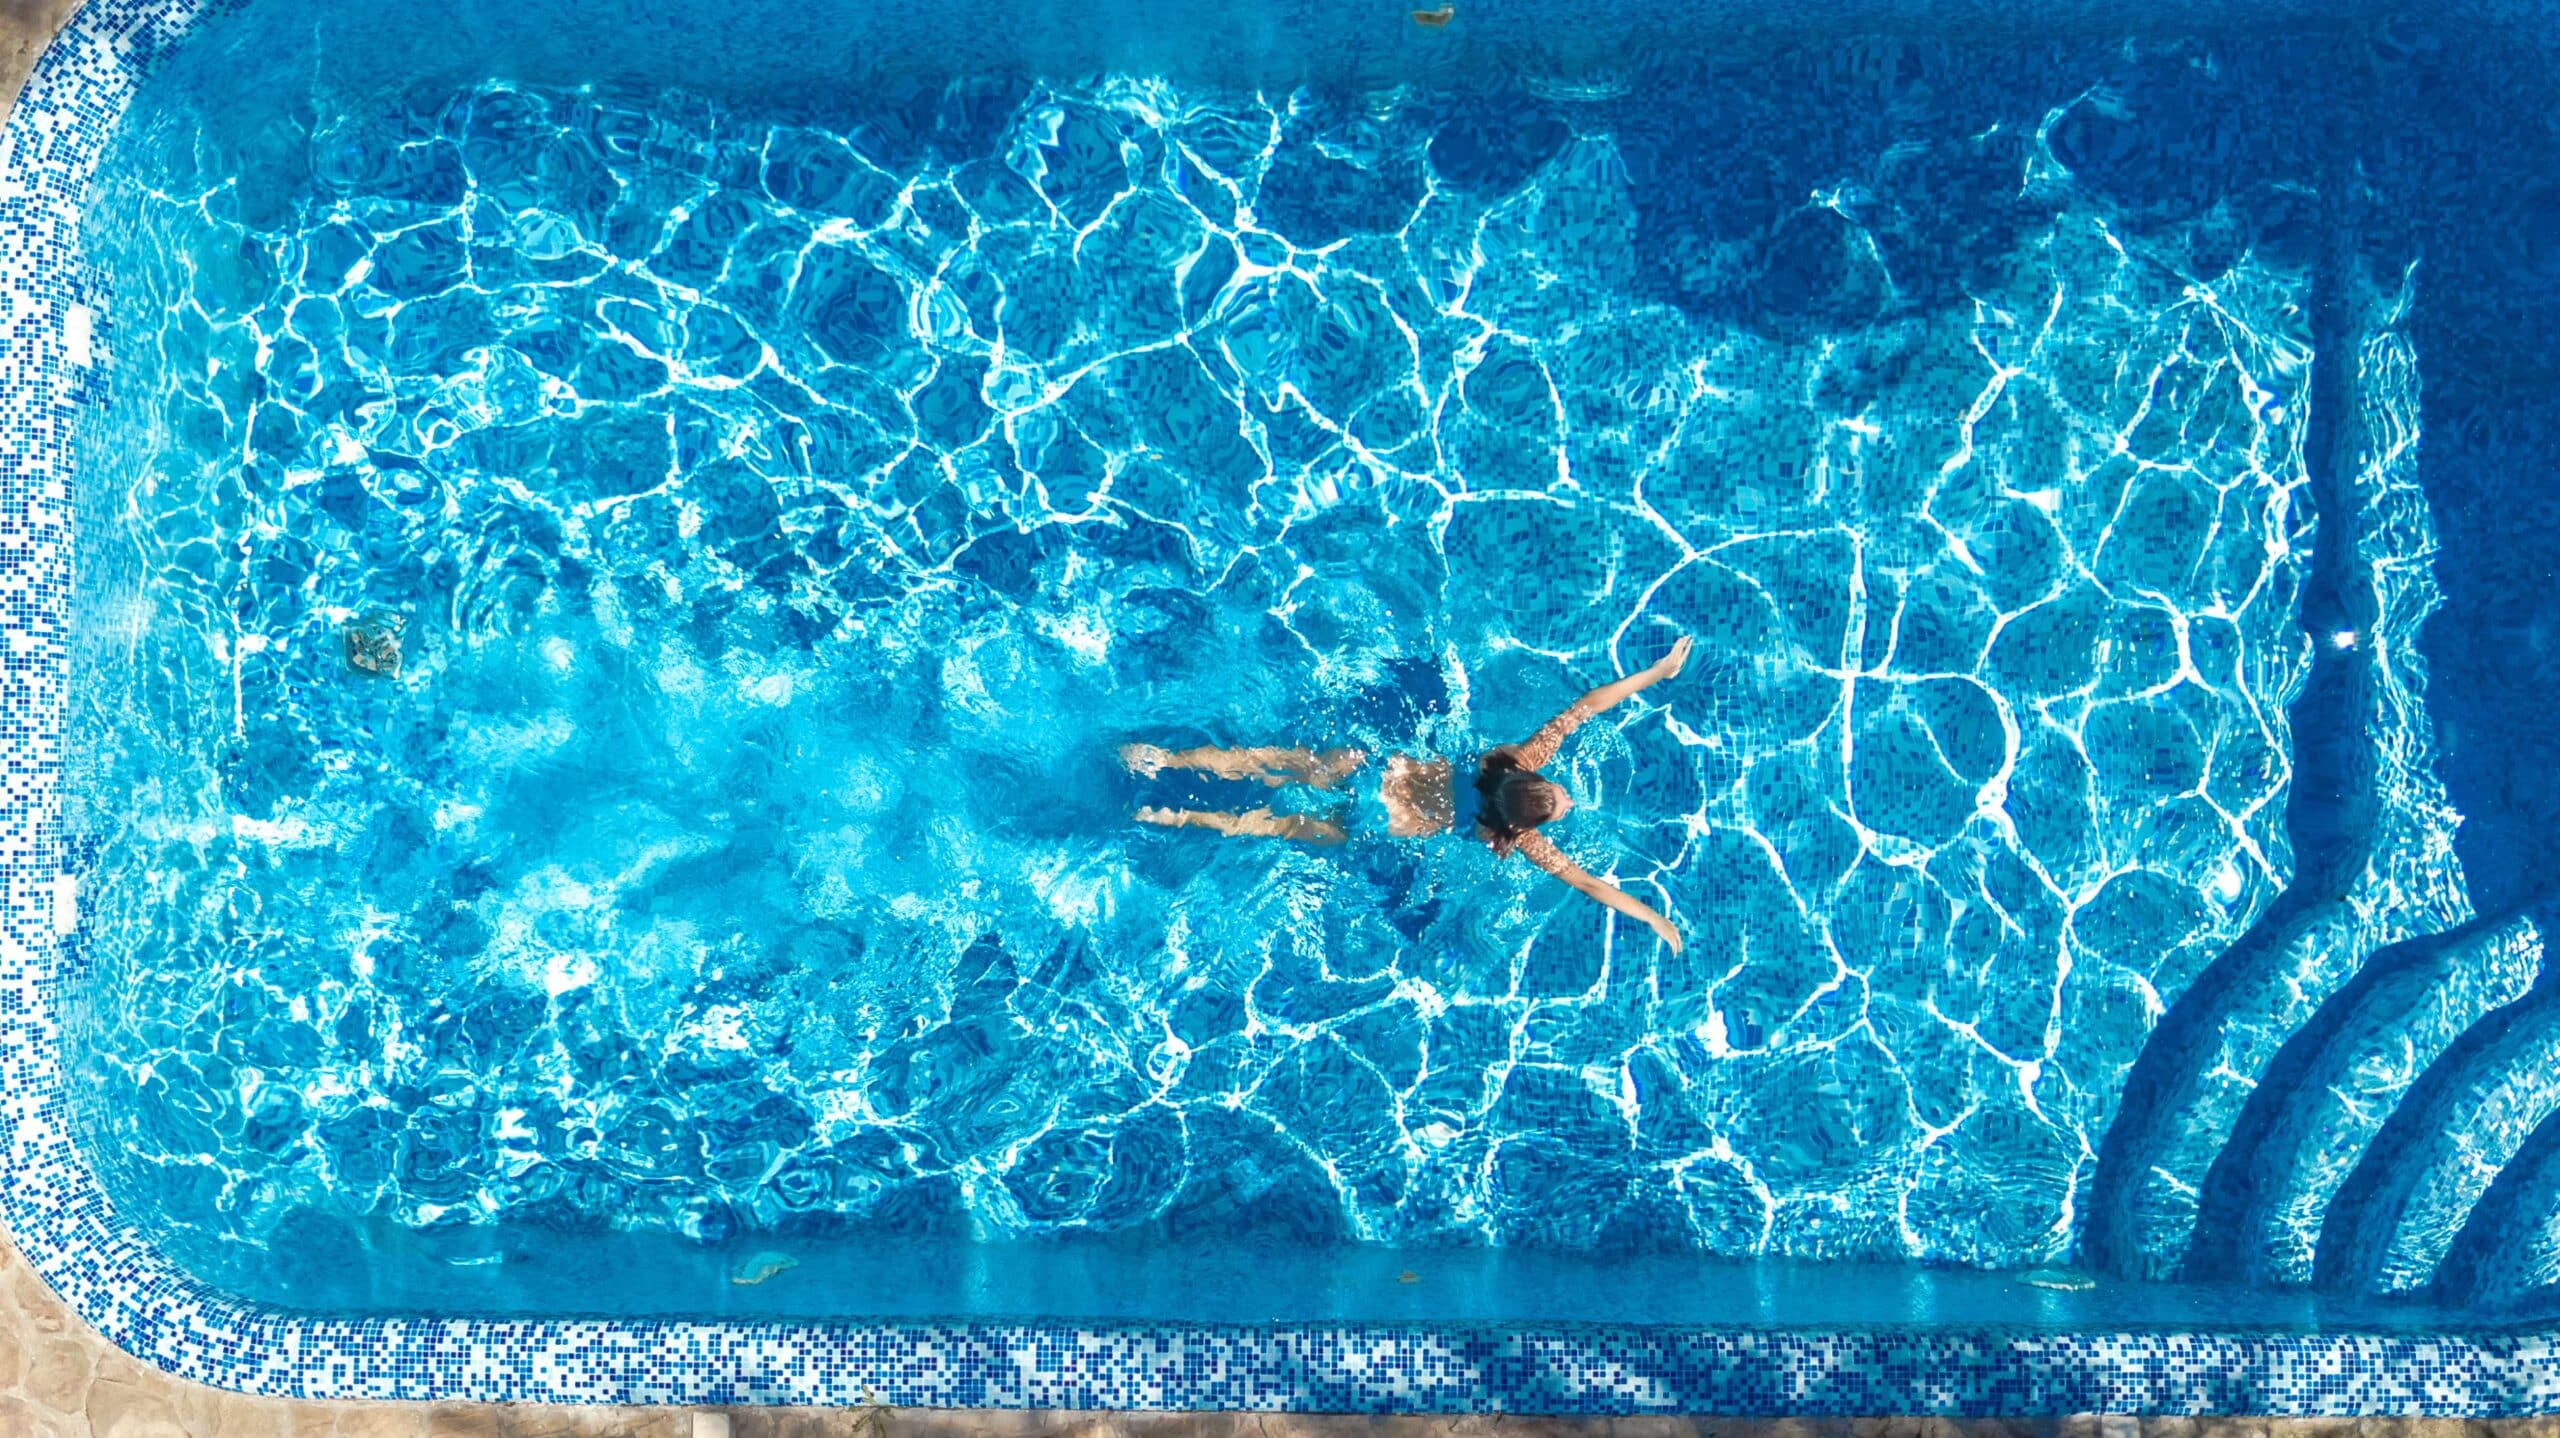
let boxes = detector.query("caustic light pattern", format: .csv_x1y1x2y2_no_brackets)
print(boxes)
69,69,2326,1270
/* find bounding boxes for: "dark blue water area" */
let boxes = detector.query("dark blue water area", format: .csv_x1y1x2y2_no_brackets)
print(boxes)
52,0,2560,1327
2358,14,2560,918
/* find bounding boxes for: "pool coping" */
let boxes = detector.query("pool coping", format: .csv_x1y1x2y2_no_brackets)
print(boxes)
4,0,2559,1415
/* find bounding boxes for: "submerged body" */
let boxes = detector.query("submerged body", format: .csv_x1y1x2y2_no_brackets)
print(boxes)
1123,637,1692,951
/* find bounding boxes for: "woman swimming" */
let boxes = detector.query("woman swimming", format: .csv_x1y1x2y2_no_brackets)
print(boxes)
1120,636,1692,953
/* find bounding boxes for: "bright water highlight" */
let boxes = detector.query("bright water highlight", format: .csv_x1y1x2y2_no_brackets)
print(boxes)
61,37,2446,1294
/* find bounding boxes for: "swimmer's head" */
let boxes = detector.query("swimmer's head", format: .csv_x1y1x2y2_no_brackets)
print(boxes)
1483,768,1572,854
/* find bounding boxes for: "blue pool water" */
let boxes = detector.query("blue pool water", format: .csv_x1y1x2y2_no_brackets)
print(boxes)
54,0,2535,1328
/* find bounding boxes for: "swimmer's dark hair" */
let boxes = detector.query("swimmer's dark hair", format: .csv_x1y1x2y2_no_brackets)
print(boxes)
1476,754,1569,857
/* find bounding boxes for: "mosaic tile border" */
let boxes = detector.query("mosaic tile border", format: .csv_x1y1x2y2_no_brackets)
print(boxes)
2,0,2557,1416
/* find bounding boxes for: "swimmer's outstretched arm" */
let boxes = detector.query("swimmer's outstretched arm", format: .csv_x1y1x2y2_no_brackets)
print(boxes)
1515,830,1683,954
1511,635,1693,770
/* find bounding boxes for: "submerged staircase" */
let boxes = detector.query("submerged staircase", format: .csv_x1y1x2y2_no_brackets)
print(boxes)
2084,899,2560,1315
2078,62,2560,1313
2435,1097,2560,1311
2179,912,2543,1288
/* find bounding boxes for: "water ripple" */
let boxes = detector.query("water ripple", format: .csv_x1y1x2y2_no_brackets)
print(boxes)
64,55,2395,1272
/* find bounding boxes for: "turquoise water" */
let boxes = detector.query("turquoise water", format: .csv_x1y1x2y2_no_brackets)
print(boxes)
63,24,2427,1311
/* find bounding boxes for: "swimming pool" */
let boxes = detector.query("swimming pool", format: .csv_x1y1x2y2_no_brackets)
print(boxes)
7,0,2560,1413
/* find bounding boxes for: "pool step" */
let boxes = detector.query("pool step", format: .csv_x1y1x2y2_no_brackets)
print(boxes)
2083,896,2377,1278
2180,911,2544,1286
2313,908,2560,1295
2433,1103,2560,1311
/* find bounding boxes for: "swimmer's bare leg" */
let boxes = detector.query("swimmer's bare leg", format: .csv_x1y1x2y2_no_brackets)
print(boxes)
1119,744,1367,789
1290,747,1369,789
1134,805,1348,846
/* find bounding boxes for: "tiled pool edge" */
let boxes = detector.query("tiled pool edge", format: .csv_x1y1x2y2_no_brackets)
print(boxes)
4,0,2559,1418
6,1230,2560,1438
12,1235,2558,1438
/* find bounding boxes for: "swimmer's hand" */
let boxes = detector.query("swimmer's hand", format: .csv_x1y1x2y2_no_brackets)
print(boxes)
1645,635,1694,683
1641,911,1683,955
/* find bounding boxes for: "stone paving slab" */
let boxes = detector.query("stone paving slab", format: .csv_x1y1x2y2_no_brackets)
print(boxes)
0,0,78,114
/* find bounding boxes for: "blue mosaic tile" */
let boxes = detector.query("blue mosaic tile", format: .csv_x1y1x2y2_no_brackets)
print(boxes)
0,0,2556,1416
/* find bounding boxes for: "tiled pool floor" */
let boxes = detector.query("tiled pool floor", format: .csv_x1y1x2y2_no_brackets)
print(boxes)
8,1230,2556,1438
